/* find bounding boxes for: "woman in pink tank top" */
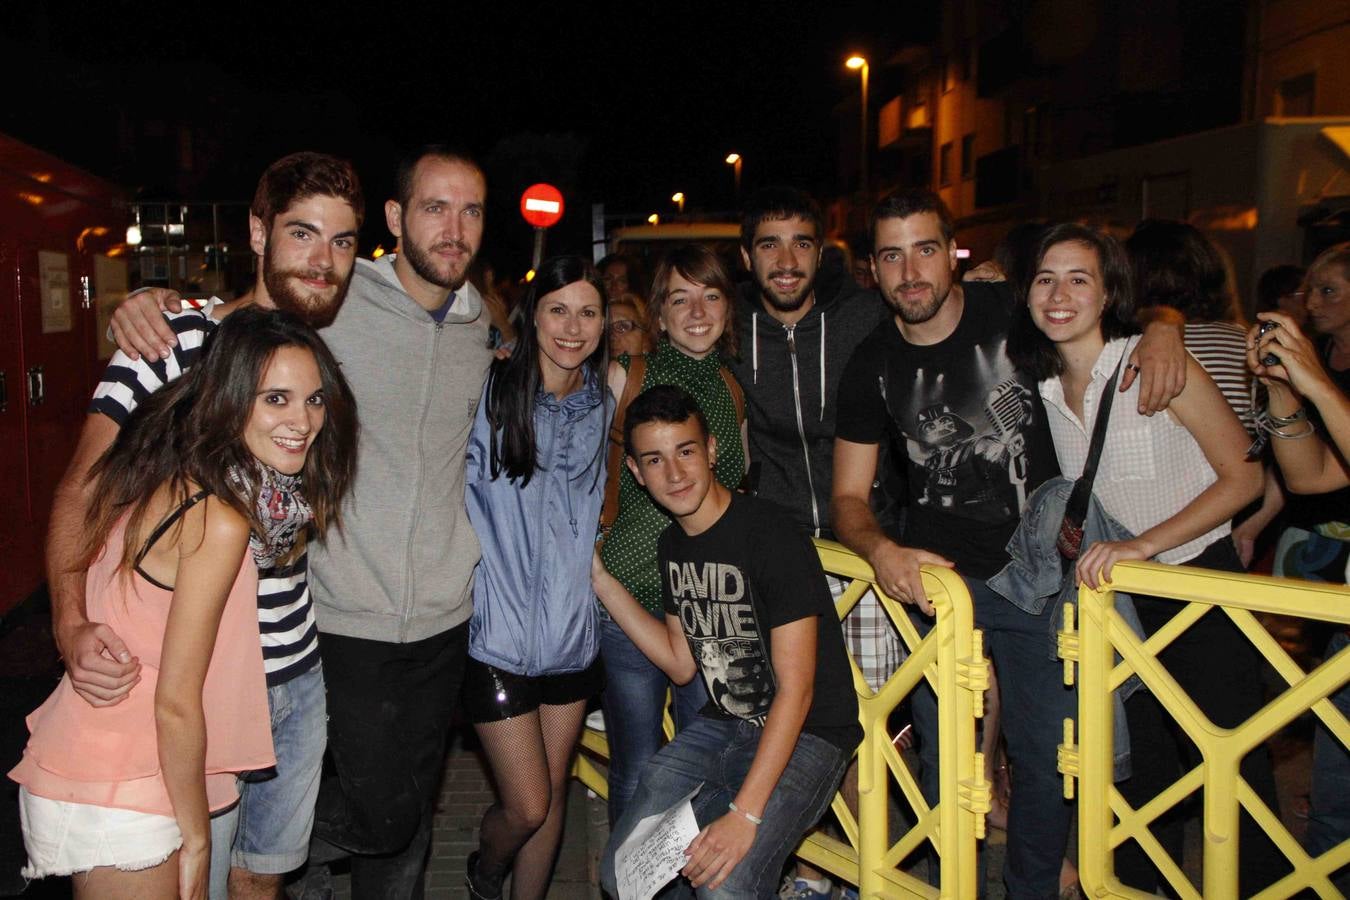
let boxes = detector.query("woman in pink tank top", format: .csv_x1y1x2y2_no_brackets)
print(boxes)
10,308,357,899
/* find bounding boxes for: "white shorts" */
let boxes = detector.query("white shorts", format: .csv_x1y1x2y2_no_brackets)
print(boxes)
19,787,182,879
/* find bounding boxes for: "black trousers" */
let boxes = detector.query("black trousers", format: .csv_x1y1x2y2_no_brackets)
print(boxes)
1114,539,1285,895
314,623,469,900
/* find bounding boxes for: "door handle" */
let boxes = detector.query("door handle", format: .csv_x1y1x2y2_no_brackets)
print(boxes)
27,365,43,406
0,370,7,412
80,274,92,310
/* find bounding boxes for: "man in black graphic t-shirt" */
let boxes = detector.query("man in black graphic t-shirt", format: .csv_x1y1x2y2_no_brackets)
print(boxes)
831,189,1185,899
595,385,859,899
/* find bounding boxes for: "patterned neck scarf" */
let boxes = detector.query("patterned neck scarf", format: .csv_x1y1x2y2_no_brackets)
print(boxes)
230,464,314,569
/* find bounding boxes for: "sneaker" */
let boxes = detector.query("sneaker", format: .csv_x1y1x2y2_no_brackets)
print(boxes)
585,709,606,732
782,878,833,900
840,888,859,900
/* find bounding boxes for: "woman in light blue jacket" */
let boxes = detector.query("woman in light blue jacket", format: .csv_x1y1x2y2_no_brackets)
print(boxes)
463,256,612,900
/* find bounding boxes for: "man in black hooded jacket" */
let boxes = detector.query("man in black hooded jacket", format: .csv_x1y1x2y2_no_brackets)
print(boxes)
728,188,896,542
725,188,899,900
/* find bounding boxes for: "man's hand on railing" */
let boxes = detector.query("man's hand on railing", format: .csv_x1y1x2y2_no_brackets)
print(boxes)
868,541,954,616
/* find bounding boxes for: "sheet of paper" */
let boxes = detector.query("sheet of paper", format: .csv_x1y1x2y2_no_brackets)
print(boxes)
615,783,703,900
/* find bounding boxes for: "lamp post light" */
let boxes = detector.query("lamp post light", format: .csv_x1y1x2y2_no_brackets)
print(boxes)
725,153,742,203
671,192,685,214
846,55,870,194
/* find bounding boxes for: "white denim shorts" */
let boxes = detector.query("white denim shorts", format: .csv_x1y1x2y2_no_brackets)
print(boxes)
19,787,182,879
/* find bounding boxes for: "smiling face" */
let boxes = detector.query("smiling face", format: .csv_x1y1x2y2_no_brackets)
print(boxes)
625,416,719,523
1028,240,1109,352
871,212,958,326
243,345,327,475
535,280,606,391
742,215,822,318
251,194,360,328
658,270,727,359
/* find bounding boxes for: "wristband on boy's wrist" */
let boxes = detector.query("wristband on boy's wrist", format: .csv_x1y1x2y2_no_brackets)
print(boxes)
728,800,763,825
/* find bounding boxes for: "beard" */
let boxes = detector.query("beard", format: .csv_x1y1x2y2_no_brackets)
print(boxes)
262,245,351,328
885,280,949,324
755,267,817,314
401,227,473,291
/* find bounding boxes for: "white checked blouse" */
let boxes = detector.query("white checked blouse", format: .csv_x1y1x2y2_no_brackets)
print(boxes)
1038,337,1230,565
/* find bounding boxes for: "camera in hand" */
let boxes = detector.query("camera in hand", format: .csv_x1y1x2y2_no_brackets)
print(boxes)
1258,320,1281,367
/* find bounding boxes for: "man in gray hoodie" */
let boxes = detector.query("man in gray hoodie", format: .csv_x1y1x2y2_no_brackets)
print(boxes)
90,147,493,897
307,146,495,897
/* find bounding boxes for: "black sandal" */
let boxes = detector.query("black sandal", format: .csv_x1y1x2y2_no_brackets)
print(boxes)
466,851,503,900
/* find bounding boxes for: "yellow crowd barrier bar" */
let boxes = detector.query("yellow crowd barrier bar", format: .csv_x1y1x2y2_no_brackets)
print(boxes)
573,541,989,899
1060,561,1350,900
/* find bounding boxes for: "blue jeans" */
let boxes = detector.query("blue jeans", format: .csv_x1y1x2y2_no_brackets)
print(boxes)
909,576,1075,899
1307,630,1350,894
600,716,848,899
600,611,709,826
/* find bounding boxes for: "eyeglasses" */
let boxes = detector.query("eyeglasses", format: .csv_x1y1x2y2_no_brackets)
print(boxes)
608,319,639,336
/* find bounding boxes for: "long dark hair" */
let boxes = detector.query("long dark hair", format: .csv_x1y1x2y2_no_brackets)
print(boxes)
647,243,740,358
1126,219,1243,324
81,307,359,570
1009,223,1140,382
486,255,608,485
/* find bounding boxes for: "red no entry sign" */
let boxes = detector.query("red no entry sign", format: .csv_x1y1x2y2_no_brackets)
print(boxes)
520,183,564,228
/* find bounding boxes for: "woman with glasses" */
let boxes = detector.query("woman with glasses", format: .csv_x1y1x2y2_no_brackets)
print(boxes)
607,293,654,359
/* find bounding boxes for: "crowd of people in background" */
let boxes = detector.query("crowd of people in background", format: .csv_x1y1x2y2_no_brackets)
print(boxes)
4,143,1348,900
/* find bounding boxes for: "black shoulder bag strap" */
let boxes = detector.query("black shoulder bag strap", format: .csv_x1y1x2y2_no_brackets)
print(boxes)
1057,347,1129,560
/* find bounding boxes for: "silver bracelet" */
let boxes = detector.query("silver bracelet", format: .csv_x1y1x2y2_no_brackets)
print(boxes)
1267,406,1308,427
1270,419,1317,440
728,801,763,825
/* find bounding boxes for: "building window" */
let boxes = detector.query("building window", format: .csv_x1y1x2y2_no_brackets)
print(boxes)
1277,72,1316,117
939,142,953,187
961,134,975,179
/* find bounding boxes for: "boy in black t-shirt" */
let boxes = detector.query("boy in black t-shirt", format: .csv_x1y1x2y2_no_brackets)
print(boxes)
595,385,860,899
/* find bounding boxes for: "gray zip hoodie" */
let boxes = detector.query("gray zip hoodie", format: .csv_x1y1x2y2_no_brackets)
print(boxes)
309,255,494,643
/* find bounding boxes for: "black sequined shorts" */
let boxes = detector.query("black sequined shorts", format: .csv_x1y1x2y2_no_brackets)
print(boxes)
462,656,604,723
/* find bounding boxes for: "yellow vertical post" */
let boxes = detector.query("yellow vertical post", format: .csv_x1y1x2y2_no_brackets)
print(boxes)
1073,587,1115,895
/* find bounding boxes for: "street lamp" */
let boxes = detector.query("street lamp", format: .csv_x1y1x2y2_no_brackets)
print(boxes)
671,192,685,214
725,153,742,203
647,213,660,225
846,55,870,193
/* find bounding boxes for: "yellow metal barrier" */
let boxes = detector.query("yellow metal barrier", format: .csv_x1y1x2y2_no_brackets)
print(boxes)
1060,560,1350,899
574,540,989,899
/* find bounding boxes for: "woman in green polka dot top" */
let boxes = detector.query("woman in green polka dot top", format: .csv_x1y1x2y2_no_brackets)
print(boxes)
595,243,748,828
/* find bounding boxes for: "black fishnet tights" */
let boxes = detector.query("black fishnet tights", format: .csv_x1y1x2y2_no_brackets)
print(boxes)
472,700,587,900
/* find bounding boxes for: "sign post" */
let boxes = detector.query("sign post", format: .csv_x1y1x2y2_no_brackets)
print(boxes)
520,183,565,271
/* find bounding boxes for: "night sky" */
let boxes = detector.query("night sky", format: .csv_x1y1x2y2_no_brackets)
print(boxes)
1,1,933,270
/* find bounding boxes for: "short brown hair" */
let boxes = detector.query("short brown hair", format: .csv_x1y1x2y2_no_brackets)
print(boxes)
869,188,955,252
394,144,483,208
251,152,364,230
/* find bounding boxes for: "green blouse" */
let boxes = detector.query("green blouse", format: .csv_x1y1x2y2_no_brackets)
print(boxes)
600,340,745,612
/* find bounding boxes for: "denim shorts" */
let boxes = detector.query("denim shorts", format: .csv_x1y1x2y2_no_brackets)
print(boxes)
19,788,182,878
231,662,326,874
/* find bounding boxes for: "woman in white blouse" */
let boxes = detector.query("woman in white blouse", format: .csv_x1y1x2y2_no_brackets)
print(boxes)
1008,222,1282,894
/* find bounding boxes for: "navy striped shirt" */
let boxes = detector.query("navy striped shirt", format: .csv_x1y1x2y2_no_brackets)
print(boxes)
90,306,320,686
